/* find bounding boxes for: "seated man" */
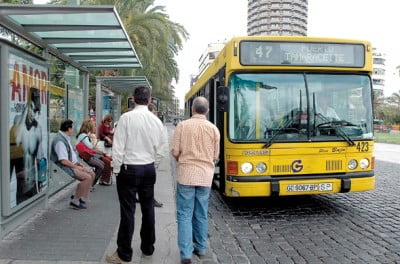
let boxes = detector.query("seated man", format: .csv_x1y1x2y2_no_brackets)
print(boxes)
50,120,95,210
316,93,340,121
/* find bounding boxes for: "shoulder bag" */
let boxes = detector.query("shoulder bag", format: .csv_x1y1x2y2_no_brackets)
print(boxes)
76,136,95,161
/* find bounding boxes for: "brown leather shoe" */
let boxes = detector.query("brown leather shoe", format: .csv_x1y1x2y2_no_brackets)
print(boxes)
193,250,206,259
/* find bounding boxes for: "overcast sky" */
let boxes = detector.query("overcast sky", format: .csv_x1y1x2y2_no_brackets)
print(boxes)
156,0,400,107
33,0,400,107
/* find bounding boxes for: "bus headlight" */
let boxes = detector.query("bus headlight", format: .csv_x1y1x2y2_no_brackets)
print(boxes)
348,159,357,170
255,162,267,173
359,158,370,169
241,162,253,174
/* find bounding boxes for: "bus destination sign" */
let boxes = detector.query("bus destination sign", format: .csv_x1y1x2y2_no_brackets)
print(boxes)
240,41,365,67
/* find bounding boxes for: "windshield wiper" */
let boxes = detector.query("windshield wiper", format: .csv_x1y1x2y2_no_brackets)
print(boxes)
262,118,299,149
315,114,355,146
318,119,358,127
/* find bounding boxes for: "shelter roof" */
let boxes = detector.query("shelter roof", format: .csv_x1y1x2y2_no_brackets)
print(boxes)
0,4,141,70
96,76,151,94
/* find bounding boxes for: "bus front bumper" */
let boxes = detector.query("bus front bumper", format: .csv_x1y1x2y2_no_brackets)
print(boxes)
225,171,375,197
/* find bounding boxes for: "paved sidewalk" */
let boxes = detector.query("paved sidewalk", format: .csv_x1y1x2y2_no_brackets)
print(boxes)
0,152,180,264
0,125,219,264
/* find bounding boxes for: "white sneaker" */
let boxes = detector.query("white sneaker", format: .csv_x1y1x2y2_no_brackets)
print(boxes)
106,251,130,263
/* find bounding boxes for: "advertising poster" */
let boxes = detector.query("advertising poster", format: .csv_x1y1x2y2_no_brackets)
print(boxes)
102,95,113,118
9,53,48,207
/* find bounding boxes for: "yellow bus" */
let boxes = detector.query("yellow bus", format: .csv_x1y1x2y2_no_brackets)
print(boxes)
185,36,375,197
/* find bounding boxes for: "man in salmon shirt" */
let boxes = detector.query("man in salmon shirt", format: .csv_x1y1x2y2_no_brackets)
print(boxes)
171,96,220,264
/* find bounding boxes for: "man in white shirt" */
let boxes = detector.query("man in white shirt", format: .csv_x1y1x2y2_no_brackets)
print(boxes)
107,86,167,264
316,93,340,121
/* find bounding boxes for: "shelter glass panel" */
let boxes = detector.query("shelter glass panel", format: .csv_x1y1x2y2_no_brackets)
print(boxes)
49,55,67,134
54,42,131,48
9,13,119,26
0,25,42,56
35,29,125,39
66,65,84,135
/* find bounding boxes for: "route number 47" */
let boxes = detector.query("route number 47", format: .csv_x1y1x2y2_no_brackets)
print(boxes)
255,45,272,58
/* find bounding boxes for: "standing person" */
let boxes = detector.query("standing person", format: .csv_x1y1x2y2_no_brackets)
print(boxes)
106,86,167,263
50,120,95,210
148,103,163,208
171,96,220,264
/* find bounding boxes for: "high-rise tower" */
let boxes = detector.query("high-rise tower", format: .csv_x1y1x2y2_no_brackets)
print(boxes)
247,0,308,36
372,48,386,97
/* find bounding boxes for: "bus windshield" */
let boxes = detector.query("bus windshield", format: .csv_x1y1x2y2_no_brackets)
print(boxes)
229,73,373,143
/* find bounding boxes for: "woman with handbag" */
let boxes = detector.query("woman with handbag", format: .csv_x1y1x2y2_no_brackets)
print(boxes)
88,120,113,186
76,120,105,187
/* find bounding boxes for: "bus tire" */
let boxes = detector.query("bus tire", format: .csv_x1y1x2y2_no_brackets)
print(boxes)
219,175,225,195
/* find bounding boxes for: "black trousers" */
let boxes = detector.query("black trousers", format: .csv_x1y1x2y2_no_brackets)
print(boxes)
116,163,156,261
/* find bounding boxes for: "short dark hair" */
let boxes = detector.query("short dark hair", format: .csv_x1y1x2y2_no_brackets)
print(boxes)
60,119,73,132
134,86,151,105
193,96,209,114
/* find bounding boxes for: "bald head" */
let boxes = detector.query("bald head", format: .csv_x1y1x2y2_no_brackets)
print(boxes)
192,96,209,115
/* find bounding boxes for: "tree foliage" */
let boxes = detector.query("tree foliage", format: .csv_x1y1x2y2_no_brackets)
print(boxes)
48,0,188,101
375,90,400,125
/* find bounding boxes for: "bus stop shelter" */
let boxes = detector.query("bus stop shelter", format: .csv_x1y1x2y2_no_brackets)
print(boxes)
95,75,151,125
0,4,147,238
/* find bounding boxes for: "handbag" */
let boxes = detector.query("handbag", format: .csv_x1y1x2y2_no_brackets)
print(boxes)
75,136,95,161
104,140,112,148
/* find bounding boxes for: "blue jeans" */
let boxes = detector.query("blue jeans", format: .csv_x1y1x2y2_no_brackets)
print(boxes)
176,183,211,259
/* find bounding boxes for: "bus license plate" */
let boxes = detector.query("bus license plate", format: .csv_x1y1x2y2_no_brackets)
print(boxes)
286,183,333,192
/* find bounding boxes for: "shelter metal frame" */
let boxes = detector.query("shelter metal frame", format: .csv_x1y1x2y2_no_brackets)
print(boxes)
95,76,151,127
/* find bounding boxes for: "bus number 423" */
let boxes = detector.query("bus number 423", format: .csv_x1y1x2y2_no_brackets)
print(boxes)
356,142,369,152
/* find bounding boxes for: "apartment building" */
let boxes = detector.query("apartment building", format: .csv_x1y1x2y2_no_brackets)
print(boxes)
247,0,308,36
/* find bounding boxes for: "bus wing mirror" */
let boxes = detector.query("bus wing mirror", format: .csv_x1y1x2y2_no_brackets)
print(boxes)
217,86,229,112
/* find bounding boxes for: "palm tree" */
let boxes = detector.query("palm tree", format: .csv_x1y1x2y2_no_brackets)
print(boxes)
119,1,188,98
373,90,385,120
387,90,400,109
49,0,188,98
